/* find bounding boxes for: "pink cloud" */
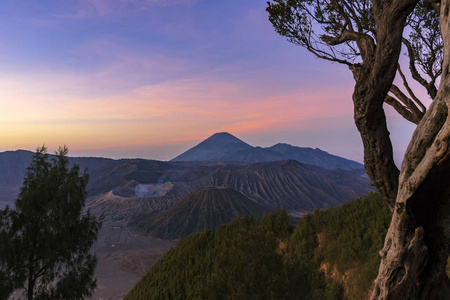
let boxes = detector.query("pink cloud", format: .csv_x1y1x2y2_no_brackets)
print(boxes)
124,75,355,142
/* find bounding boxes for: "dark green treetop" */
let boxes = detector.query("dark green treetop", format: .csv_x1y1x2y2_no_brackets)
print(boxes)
0,146,102,300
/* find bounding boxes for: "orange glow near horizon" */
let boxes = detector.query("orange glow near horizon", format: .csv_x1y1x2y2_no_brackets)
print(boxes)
0,72,355,158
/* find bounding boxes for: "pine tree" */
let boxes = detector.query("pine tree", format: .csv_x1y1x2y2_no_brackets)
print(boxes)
0,146,101,300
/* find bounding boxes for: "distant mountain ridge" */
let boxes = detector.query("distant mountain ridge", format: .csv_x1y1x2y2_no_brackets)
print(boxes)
0,150,112,187
267,143,363,170
170,132,364,171
0,150,112,207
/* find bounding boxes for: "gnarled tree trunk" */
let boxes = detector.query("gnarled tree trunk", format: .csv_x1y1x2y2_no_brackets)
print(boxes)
371,1,450,299
351,0,419,210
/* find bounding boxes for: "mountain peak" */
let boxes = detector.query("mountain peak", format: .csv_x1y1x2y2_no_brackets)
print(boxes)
209,131,236,138
204,132,250,144
171,132,252,162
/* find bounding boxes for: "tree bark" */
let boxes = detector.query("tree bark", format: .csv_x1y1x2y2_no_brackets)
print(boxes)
352,0,418,210
371,1,450,299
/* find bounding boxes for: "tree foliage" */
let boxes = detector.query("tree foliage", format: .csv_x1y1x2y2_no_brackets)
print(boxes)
0,206,22,299
0,146,102,300
290,193,392,299
125,194,395,300
267,0,374,65
405,4,442,99
267,0,440,125
125,210,302,300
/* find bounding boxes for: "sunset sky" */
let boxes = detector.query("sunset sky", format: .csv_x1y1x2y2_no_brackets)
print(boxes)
0,0,427,163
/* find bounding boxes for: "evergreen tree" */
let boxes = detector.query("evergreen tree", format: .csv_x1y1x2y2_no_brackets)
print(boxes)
0,146,101,300
0,206,23,299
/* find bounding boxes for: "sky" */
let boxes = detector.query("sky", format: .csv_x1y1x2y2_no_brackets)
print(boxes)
0,0,427,163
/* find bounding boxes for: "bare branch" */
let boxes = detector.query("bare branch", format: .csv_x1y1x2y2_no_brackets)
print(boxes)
384,95,421,124
303,42,354,66
402,38,429,90
397,64,427,113
390,84,424,120
341,1,363,32
321,30,375,60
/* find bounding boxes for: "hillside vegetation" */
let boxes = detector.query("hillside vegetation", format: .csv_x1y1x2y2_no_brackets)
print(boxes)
125,192,394,300
291,192,391,299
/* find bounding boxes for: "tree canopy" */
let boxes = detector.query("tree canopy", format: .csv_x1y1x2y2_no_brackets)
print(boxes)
0,146,102,300
267,0,441,124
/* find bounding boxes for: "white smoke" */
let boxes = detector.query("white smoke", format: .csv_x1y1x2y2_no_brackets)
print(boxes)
134,182,173,197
